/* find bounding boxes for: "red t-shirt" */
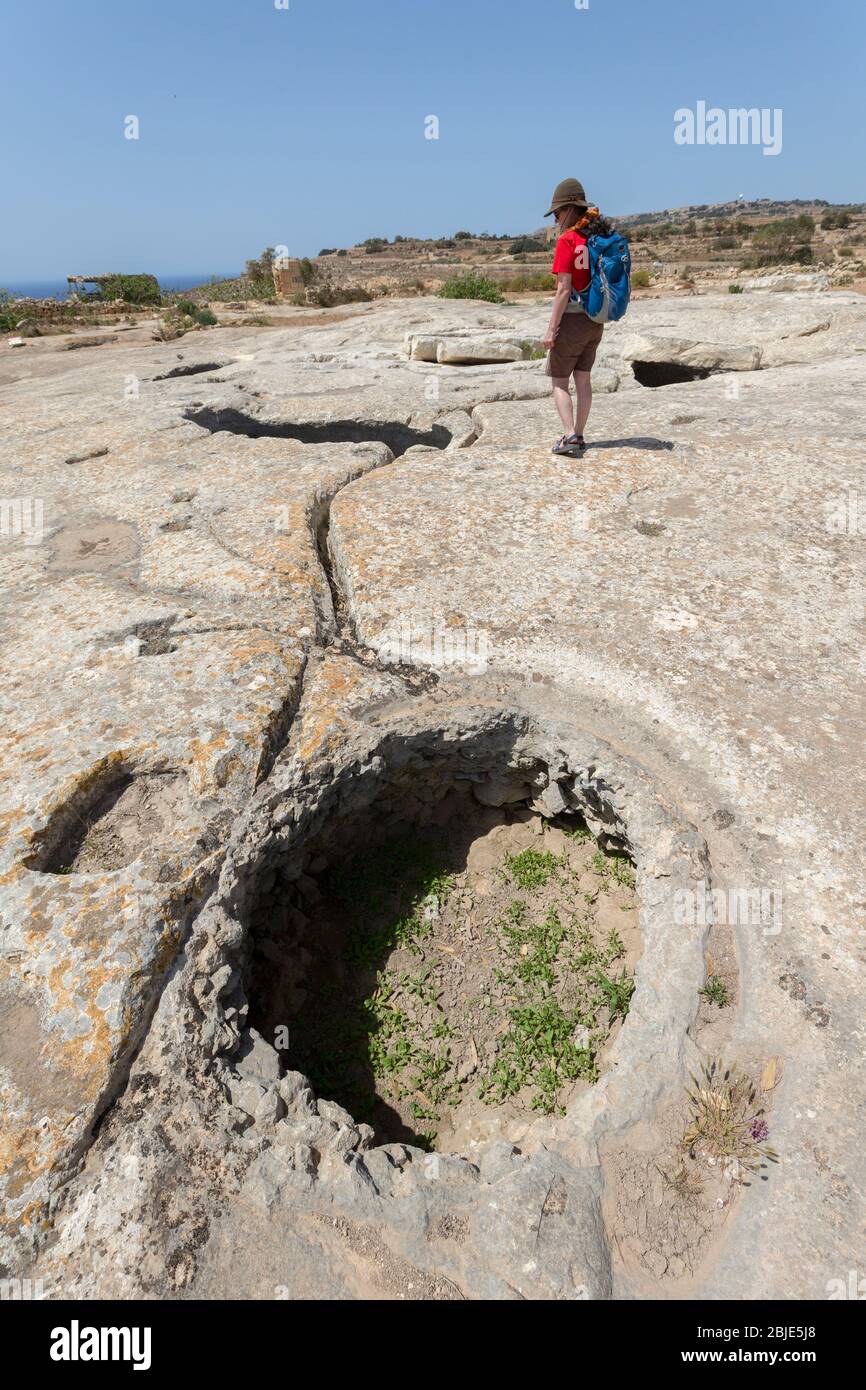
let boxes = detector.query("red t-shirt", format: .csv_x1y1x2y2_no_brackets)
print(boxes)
551,229,591,293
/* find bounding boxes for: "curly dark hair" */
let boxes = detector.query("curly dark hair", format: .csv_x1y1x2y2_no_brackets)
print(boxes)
559,204,616,238
580,212,616,238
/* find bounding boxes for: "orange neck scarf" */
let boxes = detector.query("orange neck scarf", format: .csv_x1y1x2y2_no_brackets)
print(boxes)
567,206,600,233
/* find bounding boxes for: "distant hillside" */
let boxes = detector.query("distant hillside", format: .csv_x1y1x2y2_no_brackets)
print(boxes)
171,198,866,308
616,197,866,226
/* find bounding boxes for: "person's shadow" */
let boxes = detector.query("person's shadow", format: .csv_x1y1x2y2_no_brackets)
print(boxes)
585,437,675,452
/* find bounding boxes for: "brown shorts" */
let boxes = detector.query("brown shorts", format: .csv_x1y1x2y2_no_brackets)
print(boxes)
545,312,604,378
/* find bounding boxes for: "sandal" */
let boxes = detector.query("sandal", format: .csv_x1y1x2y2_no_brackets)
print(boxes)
552,433,585,455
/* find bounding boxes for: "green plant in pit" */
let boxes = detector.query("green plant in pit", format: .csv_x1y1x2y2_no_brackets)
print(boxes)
565,919,626,978
591,848,636,889
505,898,528,926
504,847,557,890
297,824,639,1137
364,981,415,1078
480,888,633,1113
563,821,592,843
432,1018,455,1040
479,997,598,1112
399,970,439,1006
606,927,626,957
681,1059,778,1180
595,968,635,1021
699,975,730,1007
568,919,603,971
502,906,568,988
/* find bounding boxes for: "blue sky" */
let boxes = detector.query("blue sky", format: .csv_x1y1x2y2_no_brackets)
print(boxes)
2,0,863,279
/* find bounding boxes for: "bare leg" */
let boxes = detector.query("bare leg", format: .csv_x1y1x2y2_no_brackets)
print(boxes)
573,369,593,437
552,377,575,434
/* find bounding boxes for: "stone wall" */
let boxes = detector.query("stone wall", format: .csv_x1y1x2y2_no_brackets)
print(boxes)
8,298,143,322
272,258,305,298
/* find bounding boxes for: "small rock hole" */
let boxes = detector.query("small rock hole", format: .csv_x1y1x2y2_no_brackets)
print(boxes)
632,361,712,388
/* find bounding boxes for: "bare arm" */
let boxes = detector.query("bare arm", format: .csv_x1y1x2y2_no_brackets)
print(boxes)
544,272,573,349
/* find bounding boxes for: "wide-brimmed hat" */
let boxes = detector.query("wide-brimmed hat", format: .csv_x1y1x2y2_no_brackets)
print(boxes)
545,177,589,216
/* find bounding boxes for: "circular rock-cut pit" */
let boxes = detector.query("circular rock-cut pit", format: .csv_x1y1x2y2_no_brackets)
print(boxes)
244,769,642,1153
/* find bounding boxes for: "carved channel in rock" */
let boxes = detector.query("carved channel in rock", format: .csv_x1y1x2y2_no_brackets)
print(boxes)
154,362,227,380
184,407,453,458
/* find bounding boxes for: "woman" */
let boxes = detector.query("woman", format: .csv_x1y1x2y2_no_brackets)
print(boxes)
542,178,615,455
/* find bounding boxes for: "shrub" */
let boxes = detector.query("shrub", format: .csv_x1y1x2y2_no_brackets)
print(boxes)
194,308,217,326
298,257,316,286
745,216,815,268
99,274,161,305
176,298,197,317
728,283,744,294
337,248,347,257
454,230,473,240
838,245,855,257
631,269,652,288
753,215,813,243
307,284,373,307
363,238,387,254
508,236,545,255
500,271,555,293
153,311,189,341
196,275,274,303
0,289,18,332
518,339,546,360
438,273,504,303
318,247,337,256
713,236,739,251
821,210,851,230
742,243,814,268
245,248,276,286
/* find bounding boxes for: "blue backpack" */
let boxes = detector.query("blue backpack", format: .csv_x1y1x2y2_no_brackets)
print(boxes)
572,232,631,323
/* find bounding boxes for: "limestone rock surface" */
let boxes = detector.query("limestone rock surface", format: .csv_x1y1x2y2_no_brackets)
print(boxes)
1,288,864,1300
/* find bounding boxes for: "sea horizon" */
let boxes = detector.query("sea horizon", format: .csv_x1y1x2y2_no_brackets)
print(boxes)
1,273,239,301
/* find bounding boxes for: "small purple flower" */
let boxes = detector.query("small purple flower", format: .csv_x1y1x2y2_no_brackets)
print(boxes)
750,1117,769,1143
